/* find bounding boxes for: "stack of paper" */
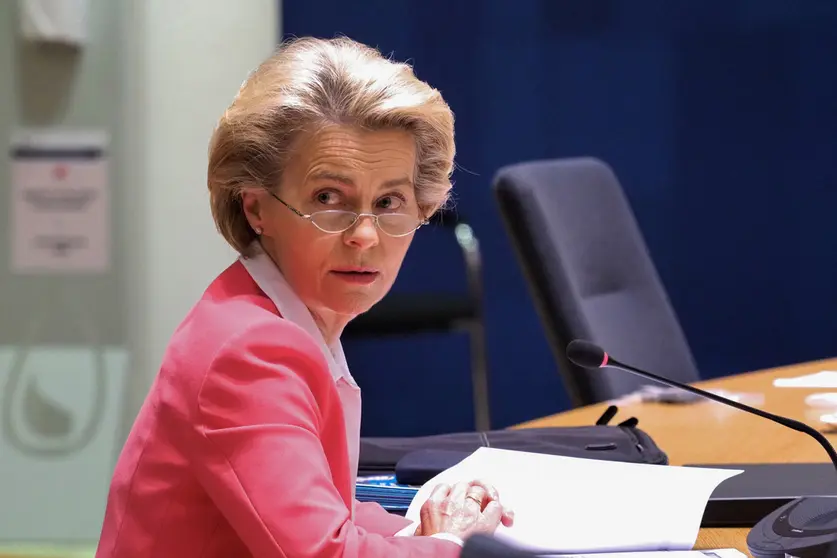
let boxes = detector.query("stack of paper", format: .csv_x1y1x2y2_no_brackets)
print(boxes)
773,371,837,388
355,475,419,513
404,447,742,554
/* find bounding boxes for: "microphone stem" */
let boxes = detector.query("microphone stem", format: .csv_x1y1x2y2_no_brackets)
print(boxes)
613,361,837,475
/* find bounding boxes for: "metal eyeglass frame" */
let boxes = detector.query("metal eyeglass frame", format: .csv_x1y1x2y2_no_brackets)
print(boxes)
266,190,428,237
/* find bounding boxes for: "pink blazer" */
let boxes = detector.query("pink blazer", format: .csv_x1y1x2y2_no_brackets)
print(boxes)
95,261,460,557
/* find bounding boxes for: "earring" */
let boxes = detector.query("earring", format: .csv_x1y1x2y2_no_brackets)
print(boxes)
254,226,263,235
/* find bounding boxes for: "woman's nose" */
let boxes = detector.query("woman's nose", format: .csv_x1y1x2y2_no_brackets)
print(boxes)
343,215,380,248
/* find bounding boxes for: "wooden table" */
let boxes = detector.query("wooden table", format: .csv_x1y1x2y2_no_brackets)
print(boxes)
4,358,836,558
515,356,837,555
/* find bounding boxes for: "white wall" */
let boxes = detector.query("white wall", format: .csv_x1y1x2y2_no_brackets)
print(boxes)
119,0,279,442
0,0,279,546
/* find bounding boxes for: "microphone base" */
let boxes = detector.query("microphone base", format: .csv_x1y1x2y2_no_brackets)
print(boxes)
748,496,837,558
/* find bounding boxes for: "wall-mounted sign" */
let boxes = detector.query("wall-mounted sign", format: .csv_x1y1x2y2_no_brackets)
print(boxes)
10,128,110,274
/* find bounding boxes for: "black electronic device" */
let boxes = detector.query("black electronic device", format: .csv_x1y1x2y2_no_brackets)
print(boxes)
460,534,540,558
688,463,837,528
566,339,837,558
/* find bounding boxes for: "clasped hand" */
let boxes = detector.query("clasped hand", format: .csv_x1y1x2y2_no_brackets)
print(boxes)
416,480,515,540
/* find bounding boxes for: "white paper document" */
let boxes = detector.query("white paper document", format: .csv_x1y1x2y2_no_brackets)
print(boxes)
405,448,742,554
773,371,837,388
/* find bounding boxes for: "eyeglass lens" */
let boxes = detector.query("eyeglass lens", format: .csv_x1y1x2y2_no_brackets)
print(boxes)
310,211,421,236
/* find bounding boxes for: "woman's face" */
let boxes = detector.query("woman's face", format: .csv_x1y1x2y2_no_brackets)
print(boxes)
243,124,421,326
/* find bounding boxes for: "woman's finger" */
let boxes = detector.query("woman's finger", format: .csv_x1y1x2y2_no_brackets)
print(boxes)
480,500,504,529
420,483,451,529
448,481,471,507
465,484,488,510
428,483,451,509
470,479,500,502
419,498,434,529
501,507,515,527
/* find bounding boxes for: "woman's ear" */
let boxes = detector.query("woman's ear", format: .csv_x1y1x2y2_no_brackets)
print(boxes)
240,187,266,233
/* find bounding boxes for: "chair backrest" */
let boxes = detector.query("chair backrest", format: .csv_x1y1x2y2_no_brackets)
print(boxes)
492,157,700,406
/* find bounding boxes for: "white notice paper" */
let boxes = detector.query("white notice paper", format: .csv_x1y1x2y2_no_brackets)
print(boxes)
773,371,837,388
405,447,742,554
10,128,110,274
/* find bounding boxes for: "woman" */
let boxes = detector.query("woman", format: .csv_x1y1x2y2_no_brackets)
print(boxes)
95,36,513,557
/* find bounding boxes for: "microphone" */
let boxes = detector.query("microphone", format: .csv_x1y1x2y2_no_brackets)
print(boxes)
460,534,540,558
566,339,837,558
566,339,837,470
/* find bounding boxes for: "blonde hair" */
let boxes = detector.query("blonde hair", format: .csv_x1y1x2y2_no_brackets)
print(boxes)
207,36,456,255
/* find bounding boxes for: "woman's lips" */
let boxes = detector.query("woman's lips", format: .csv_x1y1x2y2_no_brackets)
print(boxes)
329,269,380,284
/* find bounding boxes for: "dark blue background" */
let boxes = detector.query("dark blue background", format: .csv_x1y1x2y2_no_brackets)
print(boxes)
282,0,837,436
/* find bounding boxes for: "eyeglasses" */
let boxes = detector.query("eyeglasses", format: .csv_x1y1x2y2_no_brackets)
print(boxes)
267,190,428,237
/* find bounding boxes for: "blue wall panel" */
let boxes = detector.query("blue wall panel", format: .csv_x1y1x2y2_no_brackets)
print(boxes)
282,0,837,436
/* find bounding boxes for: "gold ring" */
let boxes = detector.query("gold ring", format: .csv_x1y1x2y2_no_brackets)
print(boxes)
466,494,482,506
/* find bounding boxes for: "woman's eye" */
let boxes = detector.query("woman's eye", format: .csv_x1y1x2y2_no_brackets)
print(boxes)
315,191,339,205
377,195,404,211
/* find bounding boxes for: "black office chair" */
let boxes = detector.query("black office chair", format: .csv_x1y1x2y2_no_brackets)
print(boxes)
492,157,700,406
343,208,492,431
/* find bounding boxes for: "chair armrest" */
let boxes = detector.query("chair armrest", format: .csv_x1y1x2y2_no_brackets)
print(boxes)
429,207,483,308
453,222,483,311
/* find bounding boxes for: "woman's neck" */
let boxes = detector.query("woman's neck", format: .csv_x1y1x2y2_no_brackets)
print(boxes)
309,309,349,346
